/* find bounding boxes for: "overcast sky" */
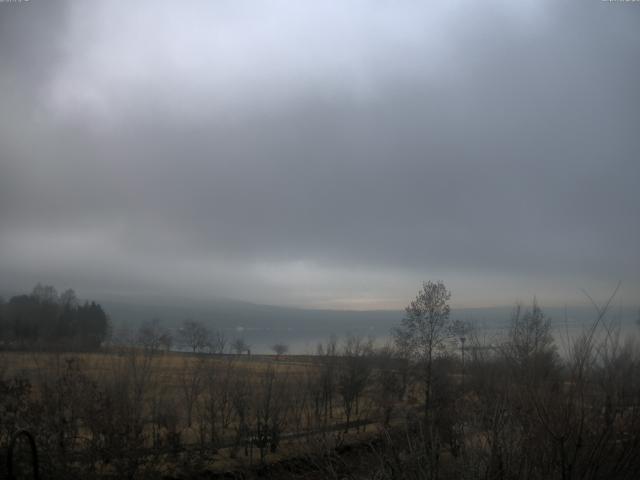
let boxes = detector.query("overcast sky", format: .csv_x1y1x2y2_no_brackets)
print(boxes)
1,0,639,309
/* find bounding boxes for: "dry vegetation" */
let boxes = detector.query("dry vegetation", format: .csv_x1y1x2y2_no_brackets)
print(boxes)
1,286,639,479
0,343,408,479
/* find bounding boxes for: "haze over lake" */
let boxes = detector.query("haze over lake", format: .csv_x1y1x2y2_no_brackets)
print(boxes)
98,296,639,354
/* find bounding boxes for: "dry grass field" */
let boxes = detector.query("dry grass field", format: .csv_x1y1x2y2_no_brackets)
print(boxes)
0,349,315,386
0,347,406,478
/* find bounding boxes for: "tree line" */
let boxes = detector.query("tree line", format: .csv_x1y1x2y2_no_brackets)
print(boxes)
0,284,110,350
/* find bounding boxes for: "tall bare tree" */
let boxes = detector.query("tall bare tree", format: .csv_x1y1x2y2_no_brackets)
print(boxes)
393,280,453,426
504,299,557,382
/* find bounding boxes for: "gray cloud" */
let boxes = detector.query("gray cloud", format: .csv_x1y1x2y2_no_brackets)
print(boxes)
1,0,639,308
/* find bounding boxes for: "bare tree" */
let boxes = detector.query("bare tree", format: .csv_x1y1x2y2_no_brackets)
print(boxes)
31,283,58,304
232,338,249,355
337,335,373,432
207,329,227,355
271,343,288,359
200,357,235,447
392,281,454,480
393,281,453,427
316,335,338,425
59,289,78,309
504,299,557,381
229,373,251,458
371,345,405,426
179,357,205,428
136,318,172,353
89,347,160,478
179,319,210,353
253,366,290,461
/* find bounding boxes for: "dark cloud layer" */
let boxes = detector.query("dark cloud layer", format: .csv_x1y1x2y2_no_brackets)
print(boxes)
1,0,639,308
